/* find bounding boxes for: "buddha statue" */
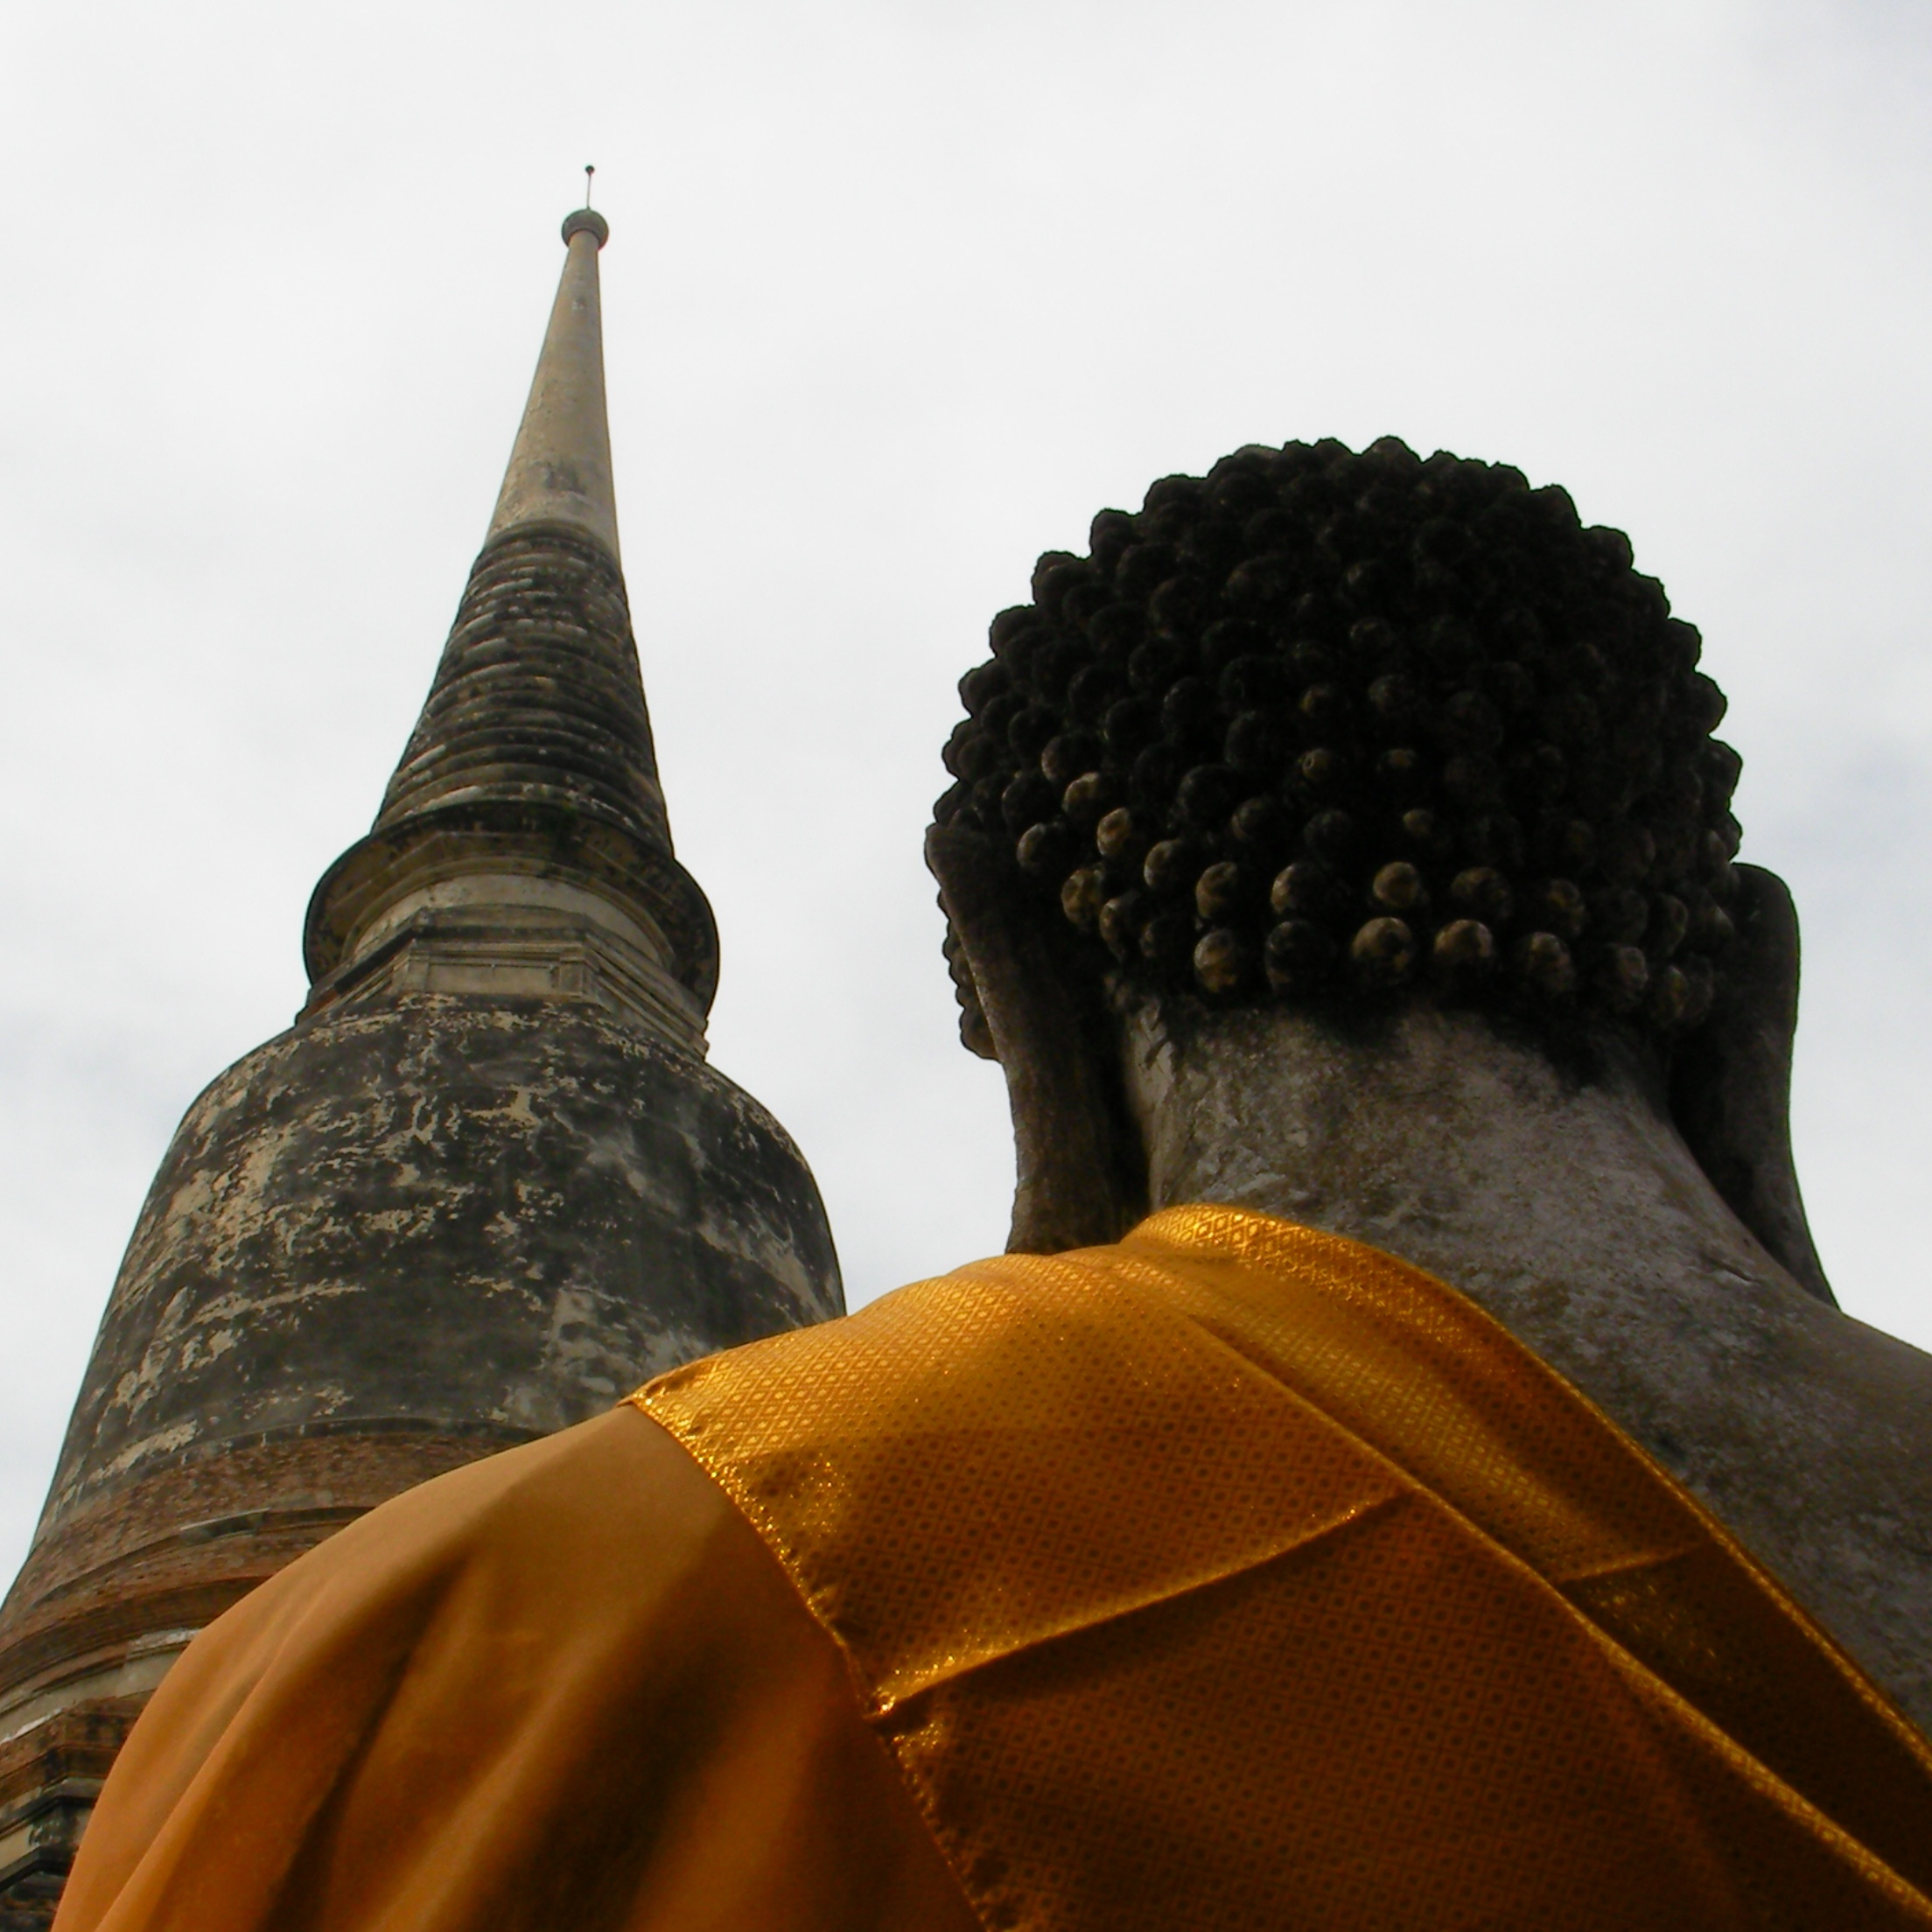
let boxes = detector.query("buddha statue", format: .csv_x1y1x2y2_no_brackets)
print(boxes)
926,434,1928,1722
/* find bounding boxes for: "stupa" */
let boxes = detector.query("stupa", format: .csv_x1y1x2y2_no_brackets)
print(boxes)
0,205,843,1925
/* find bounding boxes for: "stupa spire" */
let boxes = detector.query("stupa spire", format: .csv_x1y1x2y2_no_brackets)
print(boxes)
487,206,620,560
302,204,718,1045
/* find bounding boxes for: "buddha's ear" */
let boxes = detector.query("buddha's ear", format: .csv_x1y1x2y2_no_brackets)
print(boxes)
1669,864,1835,1305
926,826,1148,1254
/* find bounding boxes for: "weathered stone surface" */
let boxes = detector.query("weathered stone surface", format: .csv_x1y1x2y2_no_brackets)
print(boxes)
304,522,719,1019
486,212,621,558
377,524,669,858
32,993,839,1547
0,1699,133,1931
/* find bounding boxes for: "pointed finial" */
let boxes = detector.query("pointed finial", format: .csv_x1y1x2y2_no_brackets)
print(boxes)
563,164,606,247
494,201,618,547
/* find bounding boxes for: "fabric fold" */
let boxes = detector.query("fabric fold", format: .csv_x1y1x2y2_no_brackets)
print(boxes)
638,1204,1932,1931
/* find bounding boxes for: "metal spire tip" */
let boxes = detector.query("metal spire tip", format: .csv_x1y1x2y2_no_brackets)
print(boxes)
562,165,607,248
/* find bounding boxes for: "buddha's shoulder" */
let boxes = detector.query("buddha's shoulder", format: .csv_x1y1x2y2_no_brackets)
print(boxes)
633,1233,1246,1460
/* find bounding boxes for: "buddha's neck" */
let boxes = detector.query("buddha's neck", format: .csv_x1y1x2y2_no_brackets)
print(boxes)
1118,999,1773,1380
1116,997,1932,1734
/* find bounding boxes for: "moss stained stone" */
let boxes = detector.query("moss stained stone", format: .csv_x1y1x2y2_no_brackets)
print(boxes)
39,995,840,1540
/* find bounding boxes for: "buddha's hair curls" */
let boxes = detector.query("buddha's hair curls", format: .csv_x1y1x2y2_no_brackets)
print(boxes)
932,436,1745,1056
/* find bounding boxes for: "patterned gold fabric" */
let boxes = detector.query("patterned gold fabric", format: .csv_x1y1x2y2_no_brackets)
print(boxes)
636,1205,1932,1931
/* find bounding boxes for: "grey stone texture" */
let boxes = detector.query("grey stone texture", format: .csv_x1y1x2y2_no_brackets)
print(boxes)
304,521,718,1043
39,996,839,1543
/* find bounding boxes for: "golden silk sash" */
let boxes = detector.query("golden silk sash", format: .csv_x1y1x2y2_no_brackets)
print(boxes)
634,1205,1932,1932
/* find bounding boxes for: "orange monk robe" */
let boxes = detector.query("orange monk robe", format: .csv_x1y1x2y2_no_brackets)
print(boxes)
56,1208,1932,1932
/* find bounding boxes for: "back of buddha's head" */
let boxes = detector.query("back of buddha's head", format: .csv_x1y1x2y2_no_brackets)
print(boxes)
932,436,1745,1055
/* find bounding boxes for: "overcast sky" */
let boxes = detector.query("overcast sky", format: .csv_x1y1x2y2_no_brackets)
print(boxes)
1,0,1928,1578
